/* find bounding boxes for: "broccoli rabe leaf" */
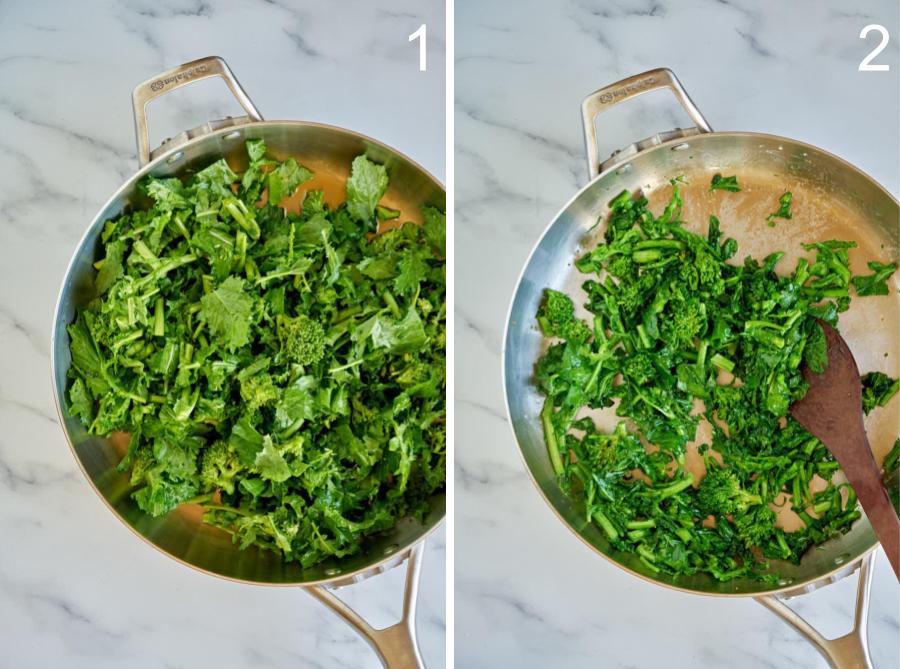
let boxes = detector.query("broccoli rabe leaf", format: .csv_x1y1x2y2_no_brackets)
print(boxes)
709,174,740,192
200,276,254,351
422,205,446,256
346,155,389,224
852,261,897,296
371,307,428,353
861,372,899,414
268,158,313,206
766,191,793,227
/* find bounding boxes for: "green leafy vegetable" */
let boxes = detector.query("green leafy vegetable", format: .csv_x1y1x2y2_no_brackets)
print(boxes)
766,191,793,227
709,174,740,192
852,261,897,296
861,372,899,415
66,142,446,568
535,182,897,582
200,276,255,351
346,155,389,226
267,158,314,206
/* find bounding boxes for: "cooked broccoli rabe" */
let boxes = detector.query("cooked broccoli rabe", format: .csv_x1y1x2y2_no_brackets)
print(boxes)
536,180,898,582
766,191,793,227
66,140,446,568
709,174,740,192
861,372,900,415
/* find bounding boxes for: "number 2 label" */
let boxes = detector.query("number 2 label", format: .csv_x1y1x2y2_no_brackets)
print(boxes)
409,24,426,72
859,24,890,72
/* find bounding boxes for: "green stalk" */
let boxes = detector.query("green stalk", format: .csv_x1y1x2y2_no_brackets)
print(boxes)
224,199,260,240
383,290,402,318
696,340,709,369
592,510,619,541
710,353,735,372
329,359,364,374
541,398,564,476
655,473,694,499
153,297,165,337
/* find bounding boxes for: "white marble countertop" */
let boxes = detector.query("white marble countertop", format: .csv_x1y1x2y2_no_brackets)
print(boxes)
455,1,899,667
0,1,445,668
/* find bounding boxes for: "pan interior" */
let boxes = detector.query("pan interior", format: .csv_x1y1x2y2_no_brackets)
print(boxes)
52,122,446,585
505,132,899,595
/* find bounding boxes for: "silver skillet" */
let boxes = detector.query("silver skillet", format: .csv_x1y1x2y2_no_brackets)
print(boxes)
50,56,445,669
503,68,899,668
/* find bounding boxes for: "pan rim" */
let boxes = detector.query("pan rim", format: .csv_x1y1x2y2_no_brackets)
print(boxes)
50,119,446,588
501,129,896,598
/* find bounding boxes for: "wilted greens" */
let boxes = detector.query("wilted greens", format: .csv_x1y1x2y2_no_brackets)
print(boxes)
67,141,446,567
536,181,898,582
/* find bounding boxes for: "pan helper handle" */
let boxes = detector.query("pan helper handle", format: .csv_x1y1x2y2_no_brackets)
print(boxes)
306,542,427,669
756,551,876,669
581,68,712,180
132,55,264,166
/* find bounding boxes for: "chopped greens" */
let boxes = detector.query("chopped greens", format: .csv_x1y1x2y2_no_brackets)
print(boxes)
709,174,740,192
535,181,898,582
766,191,793,227
862,372,900,415
66,141,446,568
852,261,898,296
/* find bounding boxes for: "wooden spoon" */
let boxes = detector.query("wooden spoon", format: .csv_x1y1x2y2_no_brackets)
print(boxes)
790,320,900,580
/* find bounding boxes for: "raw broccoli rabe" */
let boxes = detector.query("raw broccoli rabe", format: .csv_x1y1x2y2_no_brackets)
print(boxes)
200,441,244,495
65,141,446,567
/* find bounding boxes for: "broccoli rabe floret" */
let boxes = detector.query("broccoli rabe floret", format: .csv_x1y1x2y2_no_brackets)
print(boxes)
536,289,591,342
240,373,279,411
622,352,655,386
697,466,761,515
582,421,644,471
199,441,244,495
664,298,706,345
278,315,326,365
734,504,777,547
861,371,899,415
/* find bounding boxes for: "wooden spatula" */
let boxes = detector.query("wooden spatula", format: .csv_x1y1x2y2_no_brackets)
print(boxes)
790,320,900,580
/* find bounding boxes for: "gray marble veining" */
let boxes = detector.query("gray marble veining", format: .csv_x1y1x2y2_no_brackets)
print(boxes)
0,1,445,668
455,0,899,667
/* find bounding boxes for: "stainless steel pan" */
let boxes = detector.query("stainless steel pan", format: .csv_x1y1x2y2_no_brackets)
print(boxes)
504,68,899,668
50,56,445,669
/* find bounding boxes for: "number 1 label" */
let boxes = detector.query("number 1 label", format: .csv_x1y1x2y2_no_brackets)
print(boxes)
409,24,426,72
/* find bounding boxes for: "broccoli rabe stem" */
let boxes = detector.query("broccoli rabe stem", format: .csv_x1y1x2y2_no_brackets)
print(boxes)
710,353,735,372
541,398,565,476
592,510,619,541
383,290,402,318
653,473,694,499
696,341,709,369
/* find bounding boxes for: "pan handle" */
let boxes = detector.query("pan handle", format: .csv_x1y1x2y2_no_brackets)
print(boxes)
755,551,875,669
306,541,427,669
581,67,712,180
132,55,264,167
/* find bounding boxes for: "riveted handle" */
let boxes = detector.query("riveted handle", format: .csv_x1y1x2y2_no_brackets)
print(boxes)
755,551,875,669
306,542,427,669
581,67,712,180
132,55,263,166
